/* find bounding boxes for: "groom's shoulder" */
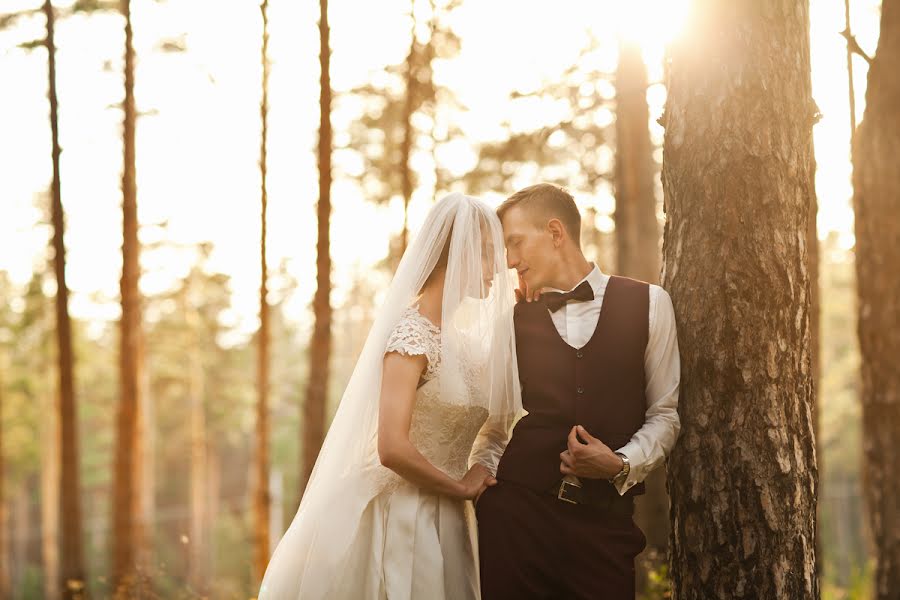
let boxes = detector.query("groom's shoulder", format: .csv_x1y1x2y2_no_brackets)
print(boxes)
609,274,652,292
609,276,673,311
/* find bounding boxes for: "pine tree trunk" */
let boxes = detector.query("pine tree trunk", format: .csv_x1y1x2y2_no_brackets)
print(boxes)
187,300,208,595
400,0,416,253
10,486,30,596
41,386,60,600
0,362,8,600
614,40,660,284
207,445,220,580
44,1,87,597
112,0,144,591
614,39,668,591
660,2,818,597
302,0,332,493
851,1,900,595
254,0,272,582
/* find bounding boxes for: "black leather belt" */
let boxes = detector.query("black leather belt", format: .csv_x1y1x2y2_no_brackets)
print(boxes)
547,479,634,516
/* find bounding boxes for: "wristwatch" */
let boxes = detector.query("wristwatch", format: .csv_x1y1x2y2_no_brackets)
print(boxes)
612,452,630,482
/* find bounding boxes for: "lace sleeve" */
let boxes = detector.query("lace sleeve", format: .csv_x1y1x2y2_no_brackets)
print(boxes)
384,308,441,381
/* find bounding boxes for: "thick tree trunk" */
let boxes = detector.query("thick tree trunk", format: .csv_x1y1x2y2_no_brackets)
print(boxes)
254,0,272,582
614,40,660,284
44,1,87,598
661,2,818,598
851,1,900,595
302,0,332,493
112,0,144,591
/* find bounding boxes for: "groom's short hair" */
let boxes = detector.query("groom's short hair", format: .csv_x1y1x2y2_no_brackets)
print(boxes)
497,183,581,245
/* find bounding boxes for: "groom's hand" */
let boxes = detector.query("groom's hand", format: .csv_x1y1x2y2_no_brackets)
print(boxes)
559,425,624,480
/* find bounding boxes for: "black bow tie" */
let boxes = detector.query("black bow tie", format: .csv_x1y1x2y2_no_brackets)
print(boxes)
542,280,594,312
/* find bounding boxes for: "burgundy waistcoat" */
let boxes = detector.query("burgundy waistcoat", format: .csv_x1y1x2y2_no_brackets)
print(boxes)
496,275,650,498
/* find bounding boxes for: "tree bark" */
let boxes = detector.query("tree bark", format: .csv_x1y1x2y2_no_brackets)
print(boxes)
112,0,144,591
302,0,333,493
614,39,660,284
661,1,818,597
44,1,88,597
851,1,900,595
807,149,821,577
254,0,272,583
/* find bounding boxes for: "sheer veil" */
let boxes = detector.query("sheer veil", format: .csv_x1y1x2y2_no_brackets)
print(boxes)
259,193,521,598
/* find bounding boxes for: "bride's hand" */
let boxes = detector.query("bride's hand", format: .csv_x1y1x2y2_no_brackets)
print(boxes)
458,464,497,500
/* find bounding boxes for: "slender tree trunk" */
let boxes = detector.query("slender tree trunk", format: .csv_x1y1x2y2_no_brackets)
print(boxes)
851,1,900,595
399,0,416,253
44,1,87,598
0,363,8,600
614,39,668,591
186,298,208,595
614,39,659,284
254,0,272,582
112,0,144,591
660,1,818,597
10,486,30,596
302,0,332,493
207,445,220,581
843,0,857,138
41,385,60,600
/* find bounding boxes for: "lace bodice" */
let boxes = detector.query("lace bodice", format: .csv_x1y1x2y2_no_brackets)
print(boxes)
384,306,489,480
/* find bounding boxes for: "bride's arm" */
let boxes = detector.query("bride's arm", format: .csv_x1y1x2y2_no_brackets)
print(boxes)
378,352,494,500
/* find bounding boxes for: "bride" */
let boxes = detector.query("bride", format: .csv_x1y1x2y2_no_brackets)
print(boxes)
259,193,521,599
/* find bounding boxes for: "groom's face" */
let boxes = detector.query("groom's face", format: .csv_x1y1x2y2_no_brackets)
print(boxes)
500,205,556,291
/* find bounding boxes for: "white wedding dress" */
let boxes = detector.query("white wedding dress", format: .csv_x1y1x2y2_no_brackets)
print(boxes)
327,305,487,599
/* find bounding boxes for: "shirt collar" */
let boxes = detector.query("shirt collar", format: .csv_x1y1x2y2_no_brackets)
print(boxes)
548,263,607,295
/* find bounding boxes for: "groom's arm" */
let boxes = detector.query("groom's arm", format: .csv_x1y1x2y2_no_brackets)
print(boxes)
612,285,681,496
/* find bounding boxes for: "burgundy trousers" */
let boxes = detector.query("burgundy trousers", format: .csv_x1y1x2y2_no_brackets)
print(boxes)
476,480,646,600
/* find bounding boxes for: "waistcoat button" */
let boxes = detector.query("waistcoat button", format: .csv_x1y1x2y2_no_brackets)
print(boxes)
577,387,584,394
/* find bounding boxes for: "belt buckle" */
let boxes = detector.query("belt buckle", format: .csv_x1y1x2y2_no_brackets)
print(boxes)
557,480,581,504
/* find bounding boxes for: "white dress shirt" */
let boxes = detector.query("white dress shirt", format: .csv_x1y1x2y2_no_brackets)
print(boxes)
547,265,681,495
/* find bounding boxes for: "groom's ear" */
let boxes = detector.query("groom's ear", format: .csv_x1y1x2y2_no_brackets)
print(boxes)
547,218,566,247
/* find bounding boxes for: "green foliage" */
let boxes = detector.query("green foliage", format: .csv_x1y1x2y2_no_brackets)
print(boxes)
822,560,875,600
639,562,672,600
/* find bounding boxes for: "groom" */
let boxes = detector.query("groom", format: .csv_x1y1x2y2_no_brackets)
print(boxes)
476,183,681,599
